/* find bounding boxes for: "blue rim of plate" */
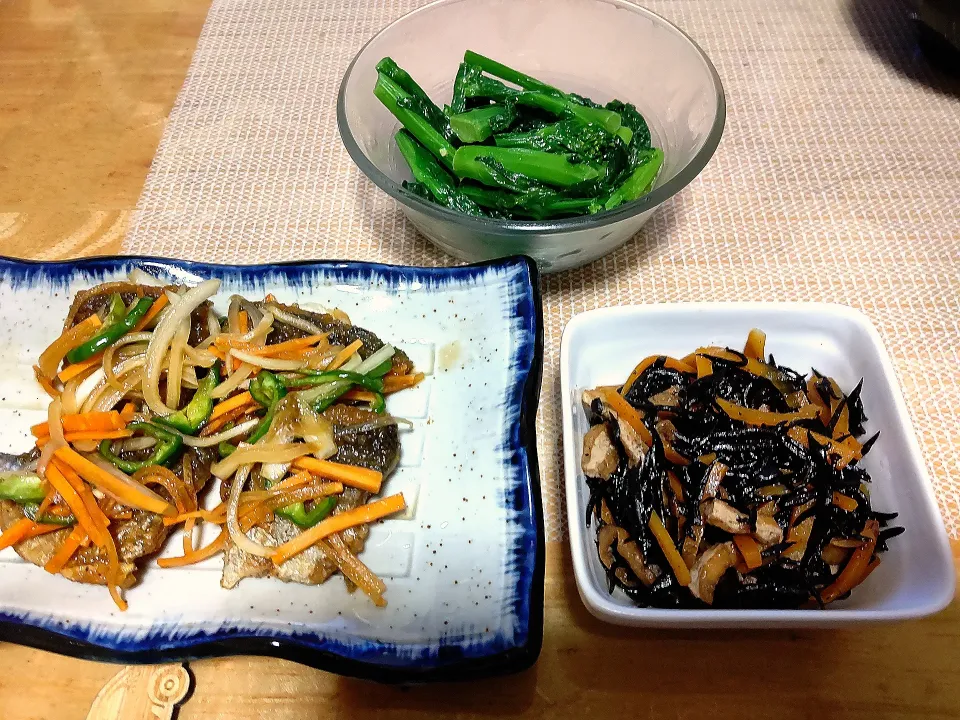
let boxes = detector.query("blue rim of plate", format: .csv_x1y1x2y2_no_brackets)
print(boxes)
0,254,545,683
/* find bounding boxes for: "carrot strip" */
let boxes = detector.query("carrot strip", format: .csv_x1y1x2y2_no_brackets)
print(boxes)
716,398,819,426
819,521,879,604
32,411,127,438
648,510,691,586
36,429,133,448
120,402,137,421
201,403,256,437
0,519,40,551
734,535,764,570
743,328,766,361
597,387,654,447
292,457,383,494
52,446,176,517
271,494,406,566
44,526,86,573
130,292,169,332
237,310,249,334
43,462,107,547
210,391,254,421
57,356,102,384
620,355,695,397
695,355,713,378
327,339,363,370
382,373,425,394
832,492,859,512
246,334,326,357
343,389,378,404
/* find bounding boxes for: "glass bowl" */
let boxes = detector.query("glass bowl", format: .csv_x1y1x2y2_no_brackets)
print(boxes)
338,0,726,273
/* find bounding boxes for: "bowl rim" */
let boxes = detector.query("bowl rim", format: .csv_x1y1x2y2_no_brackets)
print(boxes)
559,302,956,626
337,0,726,234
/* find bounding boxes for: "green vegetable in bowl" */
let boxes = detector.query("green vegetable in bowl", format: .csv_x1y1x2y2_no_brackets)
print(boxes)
373,50,664,220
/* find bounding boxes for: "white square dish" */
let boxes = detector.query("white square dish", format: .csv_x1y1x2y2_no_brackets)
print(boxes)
560,302,954,627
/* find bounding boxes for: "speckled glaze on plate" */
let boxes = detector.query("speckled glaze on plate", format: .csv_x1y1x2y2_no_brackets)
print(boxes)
0,255,544,682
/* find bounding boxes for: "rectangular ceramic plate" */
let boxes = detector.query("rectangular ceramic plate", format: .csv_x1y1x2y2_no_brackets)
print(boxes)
0,255,544,682
561,303,954,628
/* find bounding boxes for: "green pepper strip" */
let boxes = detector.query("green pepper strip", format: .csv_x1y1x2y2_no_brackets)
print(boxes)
282,370,384,393
370,392,386,414
275,497,337,529
0,473,48,504
98,422,183,474
218,441,237,458
22,503,75,526
156,362,222,434
66,295,156,364
368,359,393,378
247,371,288,444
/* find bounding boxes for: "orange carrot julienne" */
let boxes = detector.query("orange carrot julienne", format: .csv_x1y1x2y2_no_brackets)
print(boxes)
120,402,137,421
292,457,382,493
57,355,102,384
620,355,695,397
210,391,254,421
832,492,859,512
648,510,691,586
36,429,133,448
245,334,327,357
0,519,40,551
598,387,654,447
53,446,176,517
43,462,107,548
44,526,86,574
238,310,249,334
130,292,169,332
734,535,764,570
327,339,363,370
32,411,127,438
382,373,425,394
158,530,229,568
343,389,378,404
271,493,406,566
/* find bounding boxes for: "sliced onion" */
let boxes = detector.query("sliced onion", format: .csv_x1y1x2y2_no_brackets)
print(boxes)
227,296,242,334
143,279,220,416
206,310,221,345
242,311,274,344
228,349,309,371
165,317,191,408
37,397,65,476
167,418,258,448
75,367,106,408
127,268,166,286
210,362,256,399
183,345,218,368
239,297,263,327
105,355,146,392
336,415,413,433
226,463,274,558
118,436,157,452
86,370,142,413
211,439,335,480
85,453,172,510
264,304,326,335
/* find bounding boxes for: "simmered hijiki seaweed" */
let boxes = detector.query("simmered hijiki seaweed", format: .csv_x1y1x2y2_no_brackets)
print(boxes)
580,329,901,609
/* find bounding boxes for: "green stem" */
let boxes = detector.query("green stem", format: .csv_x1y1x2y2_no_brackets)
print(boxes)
603,148,664,211
450,105,514,143
394,130,483,216
375,73,456,171
375,57,451,140
453,146,603,188
462,50,563,97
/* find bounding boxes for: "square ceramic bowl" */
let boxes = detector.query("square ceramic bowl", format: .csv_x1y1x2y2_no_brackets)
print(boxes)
560,303,954,628
0,255,544,682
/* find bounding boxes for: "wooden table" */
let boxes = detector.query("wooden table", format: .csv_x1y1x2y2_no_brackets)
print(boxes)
2,1,959,718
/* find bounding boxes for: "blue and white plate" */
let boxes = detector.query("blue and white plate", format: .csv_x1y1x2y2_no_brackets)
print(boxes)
0,255,544,682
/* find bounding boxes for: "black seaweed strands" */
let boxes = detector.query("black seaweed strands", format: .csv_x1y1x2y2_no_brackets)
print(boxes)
579,330,901,610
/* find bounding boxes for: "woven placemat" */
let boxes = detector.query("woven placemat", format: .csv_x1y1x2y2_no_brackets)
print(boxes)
123,0,960,542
